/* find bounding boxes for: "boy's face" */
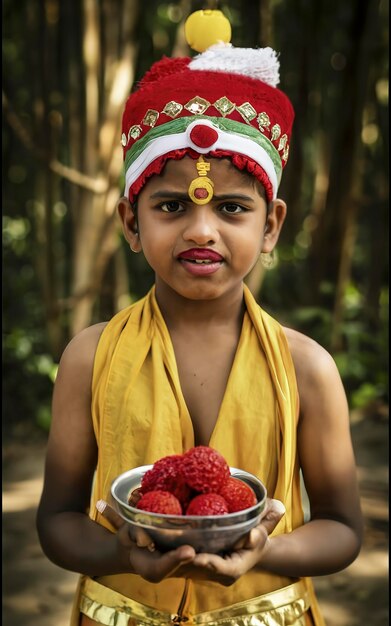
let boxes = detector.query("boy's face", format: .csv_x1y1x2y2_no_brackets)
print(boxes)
119,156,286,303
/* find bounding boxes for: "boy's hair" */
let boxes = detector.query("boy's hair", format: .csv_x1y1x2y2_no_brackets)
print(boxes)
121,42,294,204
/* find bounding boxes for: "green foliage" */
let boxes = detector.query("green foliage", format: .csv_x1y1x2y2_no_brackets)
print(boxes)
261,274,388,410
3,331,56,434
351,383,383,410
3,213,56,434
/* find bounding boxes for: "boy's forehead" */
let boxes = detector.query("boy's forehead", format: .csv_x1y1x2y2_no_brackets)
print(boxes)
154,156,254,189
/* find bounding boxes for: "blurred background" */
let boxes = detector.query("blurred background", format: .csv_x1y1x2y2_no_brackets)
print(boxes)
3,0,389,625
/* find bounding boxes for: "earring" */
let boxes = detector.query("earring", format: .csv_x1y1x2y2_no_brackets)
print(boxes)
130,240,140,253
130,233,140,253
260,250,277,269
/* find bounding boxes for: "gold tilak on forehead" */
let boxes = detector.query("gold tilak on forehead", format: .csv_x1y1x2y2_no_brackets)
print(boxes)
188,156,214,205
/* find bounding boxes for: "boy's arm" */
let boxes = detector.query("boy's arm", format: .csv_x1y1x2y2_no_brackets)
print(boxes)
260,329,363,576
36,323,122,575
36,325,195,580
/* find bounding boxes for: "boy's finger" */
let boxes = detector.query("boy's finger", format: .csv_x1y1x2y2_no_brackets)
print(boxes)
96,499,125,529
133,527,156,551
231,535,248,550
260,498,286,535
239,499,285,548
96,500,156,550
224,498,286,552
156,545,196,577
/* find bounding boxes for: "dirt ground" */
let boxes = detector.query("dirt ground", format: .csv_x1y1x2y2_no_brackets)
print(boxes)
2,409,389,626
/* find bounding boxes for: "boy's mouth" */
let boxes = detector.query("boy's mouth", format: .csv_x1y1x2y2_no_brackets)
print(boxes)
177,248,224,276
177,248,223,264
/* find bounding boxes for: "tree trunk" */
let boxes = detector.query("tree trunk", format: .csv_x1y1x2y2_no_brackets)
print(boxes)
308,0,377,308
68,0,140,336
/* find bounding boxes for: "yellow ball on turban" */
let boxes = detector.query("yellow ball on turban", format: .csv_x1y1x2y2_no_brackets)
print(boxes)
184,10,232,53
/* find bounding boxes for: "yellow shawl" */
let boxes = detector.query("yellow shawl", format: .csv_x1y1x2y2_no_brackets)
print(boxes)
77,284,322,619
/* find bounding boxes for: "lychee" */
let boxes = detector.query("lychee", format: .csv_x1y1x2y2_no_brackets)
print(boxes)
186,493,229,516
180,446,230,493
136,490,182,515
218,477,257,512
140,454,192,508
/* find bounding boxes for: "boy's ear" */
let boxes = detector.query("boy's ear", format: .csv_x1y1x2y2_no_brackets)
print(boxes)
261,198,287,253
117,196,142,253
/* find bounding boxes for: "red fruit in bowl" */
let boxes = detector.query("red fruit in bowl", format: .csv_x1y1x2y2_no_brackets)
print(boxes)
136,490,182,515
180,446,230,493
140,455,192,508
219,477,257,512
186,493,229,516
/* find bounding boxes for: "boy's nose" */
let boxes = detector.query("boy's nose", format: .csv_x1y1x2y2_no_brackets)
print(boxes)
182,207,219,245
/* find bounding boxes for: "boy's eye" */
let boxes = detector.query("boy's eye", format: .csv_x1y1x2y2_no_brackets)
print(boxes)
160,201,184,213
221,203,248,214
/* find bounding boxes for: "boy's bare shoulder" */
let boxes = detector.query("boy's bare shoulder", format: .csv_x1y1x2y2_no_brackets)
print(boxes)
281,326,350,433
282,325,339,387
53,322,109,406
60,322,108,369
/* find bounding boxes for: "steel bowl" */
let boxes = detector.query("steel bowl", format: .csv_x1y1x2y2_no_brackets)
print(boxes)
111,465,267,554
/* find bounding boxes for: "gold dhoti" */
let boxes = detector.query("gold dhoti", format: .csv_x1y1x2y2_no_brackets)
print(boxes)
78,576,313,626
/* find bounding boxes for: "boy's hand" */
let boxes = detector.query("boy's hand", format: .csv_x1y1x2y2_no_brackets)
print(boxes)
189,498,285,585
96,500,196,582
96,497,284,585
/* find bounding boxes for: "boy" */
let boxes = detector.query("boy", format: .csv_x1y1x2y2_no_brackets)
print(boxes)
37,15,363,626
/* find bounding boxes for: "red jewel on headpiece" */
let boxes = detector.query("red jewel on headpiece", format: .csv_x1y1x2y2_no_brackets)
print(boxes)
189,124,219,149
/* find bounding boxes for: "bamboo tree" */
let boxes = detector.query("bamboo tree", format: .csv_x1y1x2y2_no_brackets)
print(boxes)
309,0,380,348
67,0,140,335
